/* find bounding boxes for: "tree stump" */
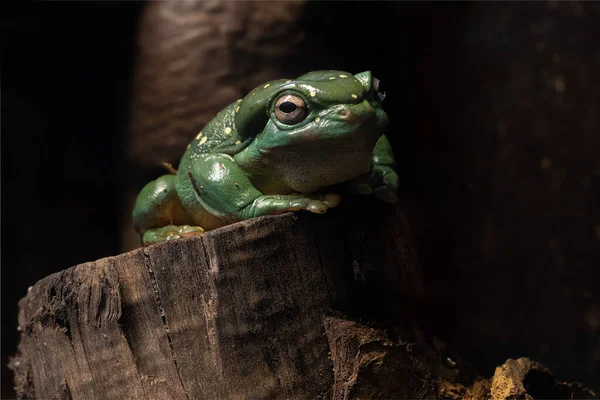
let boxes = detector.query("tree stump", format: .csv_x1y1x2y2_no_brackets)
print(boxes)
11,212,599,399
12,214,353,399
12,212,427,400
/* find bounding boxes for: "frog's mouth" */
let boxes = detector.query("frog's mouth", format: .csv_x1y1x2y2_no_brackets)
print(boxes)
260,104,381,153
266,99,384,152
258,131,368,153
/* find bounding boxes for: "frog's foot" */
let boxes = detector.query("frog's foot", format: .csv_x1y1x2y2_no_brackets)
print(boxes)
303,192,341,214
142,225,205,246
371,166,399,203
274,193,341,214
243,192,341,218
347,166,398,204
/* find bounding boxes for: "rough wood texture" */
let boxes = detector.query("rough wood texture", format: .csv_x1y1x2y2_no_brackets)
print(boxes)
12,214,351,399
323,316,437,400
11,213,598,399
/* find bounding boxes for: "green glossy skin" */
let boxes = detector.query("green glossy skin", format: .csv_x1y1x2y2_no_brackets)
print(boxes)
133,70,398,245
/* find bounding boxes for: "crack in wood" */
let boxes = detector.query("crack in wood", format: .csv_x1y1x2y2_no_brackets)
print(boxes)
51,379,73,400
198,238,224,378
142,248,190,400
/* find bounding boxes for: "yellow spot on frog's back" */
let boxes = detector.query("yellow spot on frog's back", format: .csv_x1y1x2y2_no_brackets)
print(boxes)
351,94,358,99
236,99,243,102
310,91,316,97
329,77,336,80
236,140,241,145
235,106,240,112
187,143,191,149
340,74,348,78
199,136,208,145
315,117,321,122
196,131,203,140
263,83,270,88
224,127,232,134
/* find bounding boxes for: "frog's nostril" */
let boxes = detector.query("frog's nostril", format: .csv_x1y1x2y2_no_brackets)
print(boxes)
339,109,349,117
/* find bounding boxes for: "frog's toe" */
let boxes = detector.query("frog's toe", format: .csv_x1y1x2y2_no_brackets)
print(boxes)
305,193,341,207
142,225,205,246
289,198,311,210
322,193,341,208
179,225,205,238
307,200,328,214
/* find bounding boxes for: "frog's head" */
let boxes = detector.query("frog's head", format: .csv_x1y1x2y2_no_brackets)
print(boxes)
235,70,388,193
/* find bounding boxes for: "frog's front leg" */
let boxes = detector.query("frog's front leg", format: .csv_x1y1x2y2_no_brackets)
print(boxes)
347,134,399,203
189,154,339,221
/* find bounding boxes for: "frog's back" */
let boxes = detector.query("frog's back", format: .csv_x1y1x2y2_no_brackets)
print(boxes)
180,100,244,163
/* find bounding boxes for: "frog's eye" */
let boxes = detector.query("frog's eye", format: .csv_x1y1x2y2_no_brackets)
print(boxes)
372,77,386,104
274,94,307,125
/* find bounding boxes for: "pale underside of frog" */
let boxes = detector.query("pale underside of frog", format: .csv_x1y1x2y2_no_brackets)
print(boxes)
133,70,398,246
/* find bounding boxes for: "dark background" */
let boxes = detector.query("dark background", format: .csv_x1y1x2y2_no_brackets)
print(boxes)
2,1,599,398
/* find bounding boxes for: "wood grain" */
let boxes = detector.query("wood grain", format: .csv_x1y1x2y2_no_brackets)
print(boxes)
13,213,351,399
12,212,596,399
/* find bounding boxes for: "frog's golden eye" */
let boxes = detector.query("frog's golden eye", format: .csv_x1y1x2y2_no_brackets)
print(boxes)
274,94,307,125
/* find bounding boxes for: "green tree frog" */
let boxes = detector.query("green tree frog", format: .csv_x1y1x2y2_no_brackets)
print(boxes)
133,70,398,245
